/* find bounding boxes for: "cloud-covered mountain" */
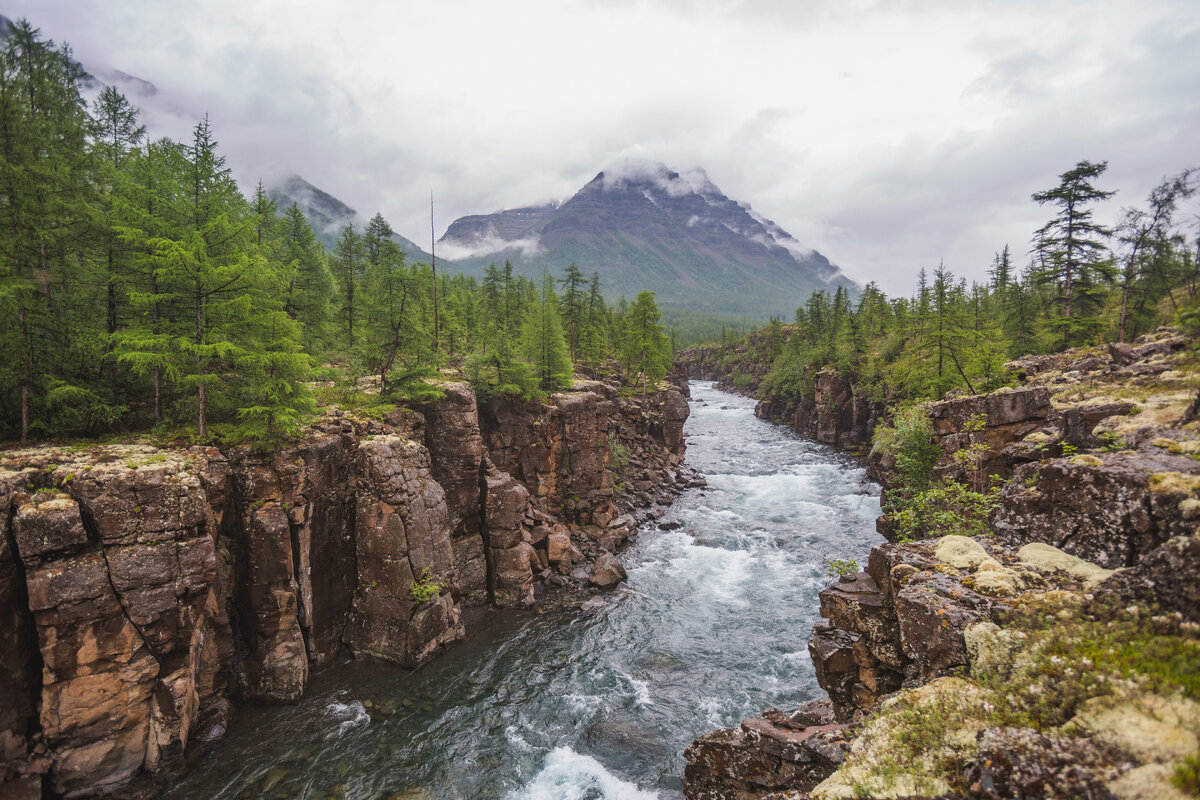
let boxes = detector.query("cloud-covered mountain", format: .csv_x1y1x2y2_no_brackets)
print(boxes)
439,161,854,316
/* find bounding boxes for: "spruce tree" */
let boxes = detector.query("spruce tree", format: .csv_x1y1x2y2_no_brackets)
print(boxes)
558,263,586,362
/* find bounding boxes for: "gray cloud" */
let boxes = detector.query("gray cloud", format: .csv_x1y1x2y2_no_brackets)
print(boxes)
7,0,1199,297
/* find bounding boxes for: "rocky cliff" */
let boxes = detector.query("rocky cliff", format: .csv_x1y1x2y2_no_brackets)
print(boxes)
676,339,884,452
0,378,693,798
680,330,1200,799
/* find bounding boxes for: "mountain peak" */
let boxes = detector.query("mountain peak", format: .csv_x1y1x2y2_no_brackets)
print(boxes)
439,163,854,317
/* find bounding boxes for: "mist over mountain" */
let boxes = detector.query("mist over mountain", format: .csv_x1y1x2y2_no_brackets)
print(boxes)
267,173,438,264
440,161,854,317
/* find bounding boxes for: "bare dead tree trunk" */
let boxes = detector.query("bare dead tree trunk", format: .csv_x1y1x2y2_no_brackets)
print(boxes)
431,192,439,353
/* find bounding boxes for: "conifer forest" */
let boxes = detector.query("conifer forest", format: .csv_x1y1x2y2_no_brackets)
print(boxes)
0,22,672,445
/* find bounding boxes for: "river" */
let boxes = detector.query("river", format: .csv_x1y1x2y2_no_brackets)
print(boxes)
162,381,882,800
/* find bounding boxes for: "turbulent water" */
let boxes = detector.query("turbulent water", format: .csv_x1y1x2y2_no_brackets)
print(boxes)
163,382,881,800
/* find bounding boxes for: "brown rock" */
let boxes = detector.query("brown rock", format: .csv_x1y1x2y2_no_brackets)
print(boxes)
895,572,999,682
415,383,488,606
1093,535,1200,622
681,710,850,800
347,435,463,667
995,451,1198,568
588,552,627,588
965,727,1117,799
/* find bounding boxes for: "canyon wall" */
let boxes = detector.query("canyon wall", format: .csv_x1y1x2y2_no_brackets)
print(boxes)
0,378,691,798
678,329,1200,799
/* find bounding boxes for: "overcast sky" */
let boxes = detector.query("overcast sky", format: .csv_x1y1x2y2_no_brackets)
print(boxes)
10,0,1200,295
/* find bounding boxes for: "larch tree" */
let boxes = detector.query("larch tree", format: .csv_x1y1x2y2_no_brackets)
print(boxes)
1031,160,1116,346
1115,170,1195,342
521,272,573,392
332,224,364,348
620,290,670,394
0,19,91,440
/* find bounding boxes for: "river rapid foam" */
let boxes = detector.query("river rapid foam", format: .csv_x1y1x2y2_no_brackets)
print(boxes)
161,382,881,800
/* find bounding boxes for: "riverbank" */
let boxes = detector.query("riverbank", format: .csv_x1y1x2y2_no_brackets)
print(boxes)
677,332,1200,799
152,382,882,800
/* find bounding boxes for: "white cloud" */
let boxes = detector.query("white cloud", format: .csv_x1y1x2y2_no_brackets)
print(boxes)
9,0,1198,297
438,227,544,261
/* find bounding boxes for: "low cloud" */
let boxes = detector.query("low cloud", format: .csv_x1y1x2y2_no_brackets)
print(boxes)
600,159,718,199
438,227,544,261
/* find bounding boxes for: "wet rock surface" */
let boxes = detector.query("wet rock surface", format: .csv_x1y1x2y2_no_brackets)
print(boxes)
0,377,691,797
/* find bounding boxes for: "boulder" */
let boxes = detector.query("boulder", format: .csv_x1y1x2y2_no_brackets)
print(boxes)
588,553,627,588
682,703,851,800
1092,536,1200,622
995,451,1200,568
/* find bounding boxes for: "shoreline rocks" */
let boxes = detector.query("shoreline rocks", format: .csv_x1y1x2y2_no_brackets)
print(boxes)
677,328,1200,799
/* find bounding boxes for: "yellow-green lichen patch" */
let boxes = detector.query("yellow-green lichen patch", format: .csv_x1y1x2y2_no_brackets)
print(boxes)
1017,542,1114,590
814,587,1200,798
933,535,997,570
1110,763,1193,800
965,621,1023,679
1149,472,1200,496
1180,499,1200,520
966,562,1023,596
811,677,993,799
1067,694,1200,764
29,492,76,512
1071,454,1105,467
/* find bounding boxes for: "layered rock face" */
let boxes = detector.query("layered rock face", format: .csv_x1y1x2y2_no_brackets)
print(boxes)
681,328,1200,799
0,378,690,797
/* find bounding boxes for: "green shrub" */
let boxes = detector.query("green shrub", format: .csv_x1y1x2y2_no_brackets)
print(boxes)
874,406,941,496
607,434,629,478
408,567,446,604
824,557,860,580
1173,752,1200,797
889,479,1001,541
